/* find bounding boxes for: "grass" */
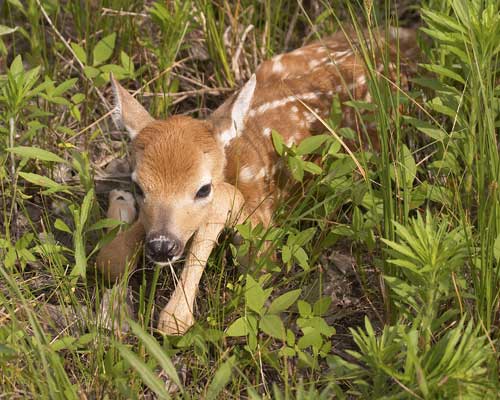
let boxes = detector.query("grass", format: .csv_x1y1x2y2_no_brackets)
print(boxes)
1,0,500,398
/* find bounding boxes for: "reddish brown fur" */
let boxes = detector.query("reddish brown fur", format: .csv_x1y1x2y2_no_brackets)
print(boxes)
97,27,419,334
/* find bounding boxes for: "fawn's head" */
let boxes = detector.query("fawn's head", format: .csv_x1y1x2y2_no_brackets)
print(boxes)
110,75,256,264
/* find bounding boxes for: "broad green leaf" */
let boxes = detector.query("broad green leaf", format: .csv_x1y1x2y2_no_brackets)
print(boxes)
117,344,171,400
313,297,332,316
0,25,18,36
260,314,285,339
19,172,65,191
93,33,116,66
205,355,235,400
225,317,248,337
268,289,301,314
128,320,182,390
8,146,65,163
70,43,87,64
87,218,123,232
245,275,268,314
54,218,72,234
271,130,285,156
296,134,329,156
420,63,466,84
288,156,304,182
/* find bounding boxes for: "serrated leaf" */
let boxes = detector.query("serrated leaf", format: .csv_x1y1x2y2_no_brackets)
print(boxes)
8,146,65,163
268,289,301,314
93,33,116,66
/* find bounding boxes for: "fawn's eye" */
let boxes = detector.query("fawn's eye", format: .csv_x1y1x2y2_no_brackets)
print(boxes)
133,182,144,197
195,183,212,199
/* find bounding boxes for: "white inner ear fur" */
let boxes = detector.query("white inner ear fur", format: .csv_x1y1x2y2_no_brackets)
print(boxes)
219,74,257,147
110,76,154,140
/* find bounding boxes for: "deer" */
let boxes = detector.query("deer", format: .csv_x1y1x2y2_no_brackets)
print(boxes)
96,27,418,335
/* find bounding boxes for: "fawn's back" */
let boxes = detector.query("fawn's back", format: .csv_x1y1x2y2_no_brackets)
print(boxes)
210,27,418,225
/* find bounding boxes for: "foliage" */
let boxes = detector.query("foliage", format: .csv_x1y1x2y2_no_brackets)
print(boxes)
0,0,499,398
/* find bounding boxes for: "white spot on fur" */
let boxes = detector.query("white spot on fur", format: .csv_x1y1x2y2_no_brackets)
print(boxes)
308,59,322,69
332,49,352,61
220,74,257,147
272,55,285,73
291,105,299,113
286,137,296,147
239,165,254,183
131,170,137,182
263,127,272,137
356,75,367,85
253,92,321,115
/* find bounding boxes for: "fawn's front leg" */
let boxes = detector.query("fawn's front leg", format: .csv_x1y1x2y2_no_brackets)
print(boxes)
157,183,259,335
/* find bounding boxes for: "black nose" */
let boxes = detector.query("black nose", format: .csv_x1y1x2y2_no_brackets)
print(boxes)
146,234,181,263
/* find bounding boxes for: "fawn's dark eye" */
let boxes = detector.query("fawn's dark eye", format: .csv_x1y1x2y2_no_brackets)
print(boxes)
195,183,212,199
133,182,144,197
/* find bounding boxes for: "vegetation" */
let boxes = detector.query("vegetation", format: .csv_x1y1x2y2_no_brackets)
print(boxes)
1,0,499,398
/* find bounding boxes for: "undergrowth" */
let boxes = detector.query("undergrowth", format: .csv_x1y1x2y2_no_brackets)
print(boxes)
0,0,499,398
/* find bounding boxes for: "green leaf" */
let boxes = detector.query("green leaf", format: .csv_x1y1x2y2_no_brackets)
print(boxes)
313,296,332,316
420,63,466,84
79,189,94,227
117,344,171,400
225,317,248,337
297,300,311,317
54,218,72,234
271,130,285,156
288,156,304,182
70,43,87,64
0,25,18,36
494,234,500,262
245,275,268,314
260,314,285,339
268,289,301,314
128,320,182,390
93,33,116,66
205,355,235,400
18,172,66,191
296,134,329,156
87,218,123,232
8,146,65,163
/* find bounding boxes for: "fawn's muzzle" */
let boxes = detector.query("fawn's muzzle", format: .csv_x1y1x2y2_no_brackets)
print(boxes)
146,233,182,263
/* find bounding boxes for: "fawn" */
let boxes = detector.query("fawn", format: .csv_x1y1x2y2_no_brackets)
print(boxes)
96,27,418,335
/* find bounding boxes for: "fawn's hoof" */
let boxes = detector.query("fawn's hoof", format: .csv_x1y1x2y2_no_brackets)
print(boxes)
157,308,194,336
107,189,137,224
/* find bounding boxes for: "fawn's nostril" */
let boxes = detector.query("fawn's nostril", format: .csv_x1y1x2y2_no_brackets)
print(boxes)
146,234,181,262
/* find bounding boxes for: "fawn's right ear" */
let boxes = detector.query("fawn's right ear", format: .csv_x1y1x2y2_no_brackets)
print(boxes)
110,74,155,139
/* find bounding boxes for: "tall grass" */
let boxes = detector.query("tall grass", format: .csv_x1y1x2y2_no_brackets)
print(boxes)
0,0,499,398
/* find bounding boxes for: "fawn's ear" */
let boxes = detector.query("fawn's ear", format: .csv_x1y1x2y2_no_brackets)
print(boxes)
110,74,155,139
219,74,256,146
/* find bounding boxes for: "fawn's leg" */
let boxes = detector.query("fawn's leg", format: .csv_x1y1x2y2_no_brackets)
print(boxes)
96,190,145,282
157,183,260,335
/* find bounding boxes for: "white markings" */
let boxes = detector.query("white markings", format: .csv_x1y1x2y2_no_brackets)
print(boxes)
291,105,299,113
239,165,254,182
272,55,285,74
263,127,272,137
252,92,321,116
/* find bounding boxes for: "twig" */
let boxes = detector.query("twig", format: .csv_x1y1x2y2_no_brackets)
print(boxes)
101,7,148,18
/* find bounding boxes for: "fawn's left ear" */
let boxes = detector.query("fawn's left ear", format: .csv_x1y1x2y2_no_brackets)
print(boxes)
110,74,155,139
218,74,257,147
